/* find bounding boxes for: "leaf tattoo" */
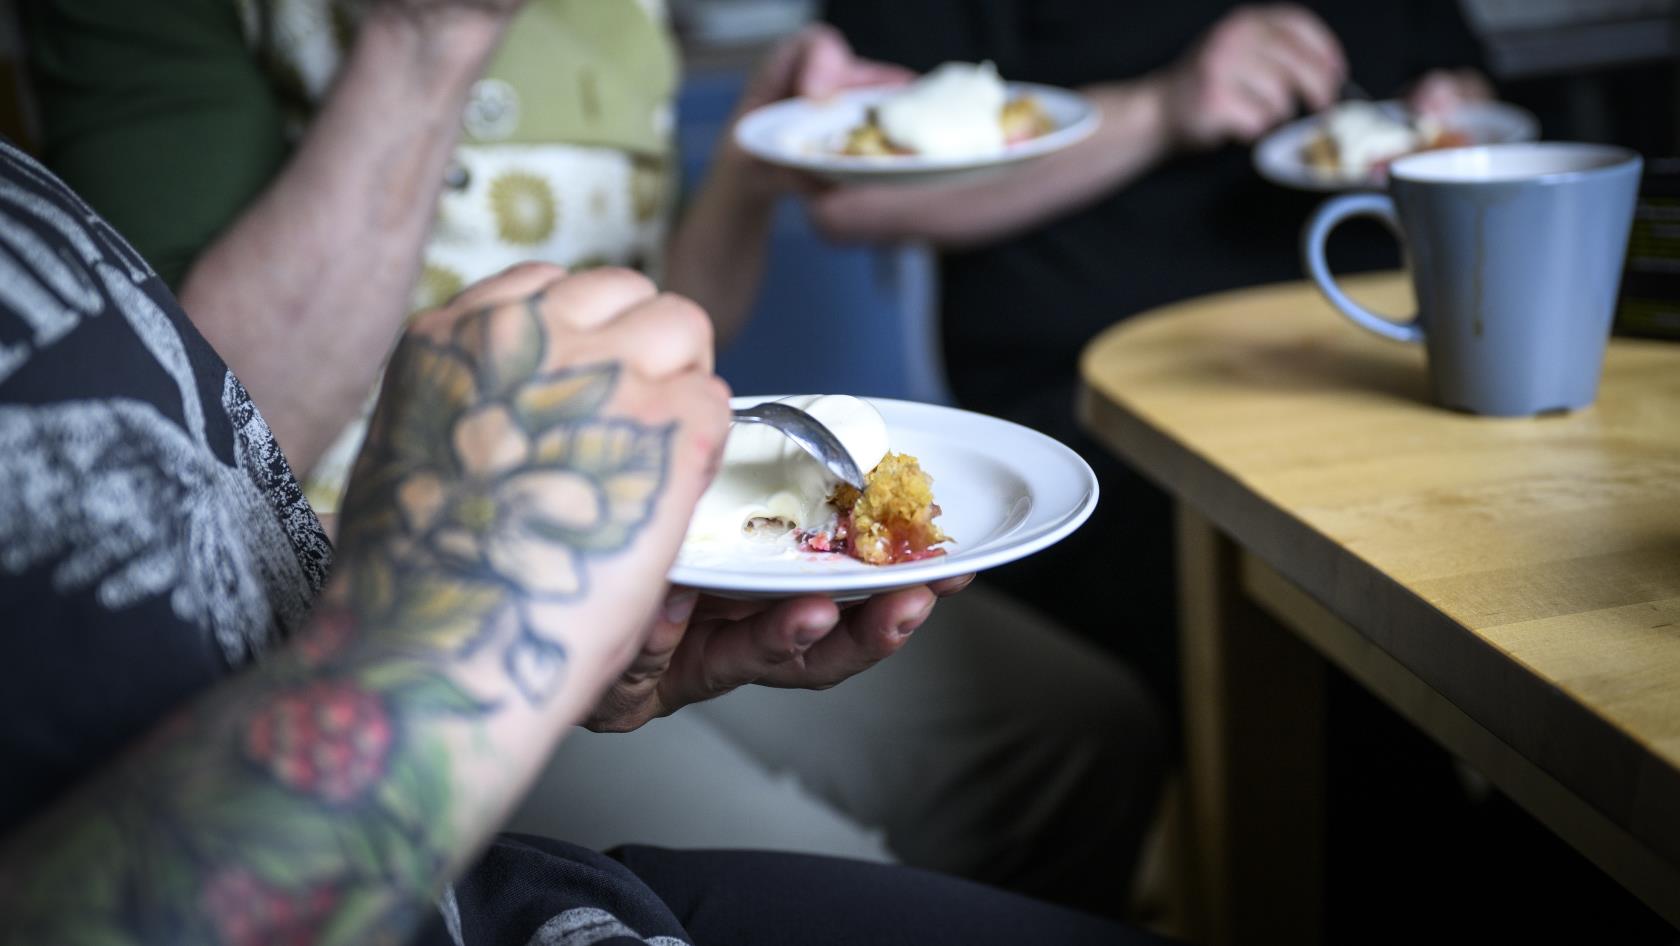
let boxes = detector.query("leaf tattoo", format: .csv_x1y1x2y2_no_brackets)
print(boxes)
341,298,672,702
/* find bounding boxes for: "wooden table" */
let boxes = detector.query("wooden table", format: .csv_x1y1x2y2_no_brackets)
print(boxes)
1078,273,1680,945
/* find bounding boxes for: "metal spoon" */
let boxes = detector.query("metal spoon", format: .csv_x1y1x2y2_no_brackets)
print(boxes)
732,402,867,490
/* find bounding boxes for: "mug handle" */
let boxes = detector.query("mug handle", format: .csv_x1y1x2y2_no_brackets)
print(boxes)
1301,193,1424,344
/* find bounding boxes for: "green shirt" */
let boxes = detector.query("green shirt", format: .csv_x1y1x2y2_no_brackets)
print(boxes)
22,0,678,289
23,0,680,509
23,0,291,287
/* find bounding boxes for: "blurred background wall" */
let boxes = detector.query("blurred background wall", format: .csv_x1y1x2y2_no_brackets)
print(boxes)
0,0,1673,389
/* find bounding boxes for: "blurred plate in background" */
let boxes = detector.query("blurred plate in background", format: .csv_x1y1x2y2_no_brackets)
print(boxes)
1254,99,1540,192
735,83,1098,186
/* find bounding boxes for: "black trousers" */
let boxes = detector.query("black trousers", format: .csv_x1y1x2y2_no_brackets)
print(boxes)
424,834,1166,945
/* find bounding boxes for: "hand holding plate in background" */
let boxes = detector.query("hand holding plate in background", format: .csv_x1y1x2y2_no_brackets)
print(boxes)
734,61,1099,186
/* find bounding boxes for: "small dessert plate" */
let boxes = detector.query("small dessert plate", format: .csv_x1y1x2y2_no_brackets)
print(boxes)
733,83,1099,186
669,397,1100,601
1253,99,1539,192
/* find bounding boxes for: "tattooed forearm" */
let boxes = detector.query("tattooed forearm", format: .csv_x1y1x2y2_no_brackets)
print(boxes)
6,605,478,945
1,290,682,946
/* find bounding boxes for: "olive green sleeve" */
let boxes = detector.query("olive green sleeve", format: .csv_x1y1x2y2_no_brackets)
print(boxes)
20,0,289,288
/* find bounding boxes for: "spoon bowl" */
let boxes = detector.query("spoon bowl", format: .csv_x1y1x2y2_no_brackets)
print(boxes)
730,403,867,490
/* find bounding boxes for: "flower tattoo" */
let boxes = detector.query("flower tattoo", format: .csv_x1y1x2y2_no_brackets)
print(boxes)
340,297,671,703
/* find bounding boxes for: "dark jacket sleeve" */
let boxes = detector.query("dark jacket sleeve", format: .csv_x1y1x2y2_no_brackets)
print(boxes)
831,0,1490,96
19,0,289,288
1407,0,1488,77
823,0,996,73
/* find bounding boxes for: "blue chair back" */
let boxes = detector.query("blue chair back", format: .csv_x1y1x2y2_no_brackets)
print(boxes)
677,67,951,403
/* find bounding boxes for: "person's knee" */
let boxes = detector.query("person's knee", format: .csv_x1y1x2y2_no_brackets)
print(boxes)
932,585,1171,787
1004,628,1168,770
1054,656,1169,799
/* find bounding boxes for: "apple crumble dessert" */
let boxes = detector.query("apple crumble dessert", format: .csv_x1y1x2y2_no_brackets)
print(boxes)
683,395,948,566
840,61,1052,159
803,452,948,565
1301,101,1468,176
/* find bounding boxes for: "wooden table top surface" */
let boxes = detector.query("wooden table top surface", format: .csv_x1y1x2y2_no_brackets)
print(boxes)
1079,272,1680,864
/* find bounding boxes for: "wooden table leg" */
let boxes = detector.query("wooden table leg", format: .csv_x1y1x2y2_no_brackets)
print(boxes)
1174,505,1327,945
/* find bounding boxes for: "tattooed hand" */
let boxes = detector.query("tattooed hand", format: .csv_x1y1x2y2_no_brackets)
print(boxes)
585,576,976,732
338,263,730,704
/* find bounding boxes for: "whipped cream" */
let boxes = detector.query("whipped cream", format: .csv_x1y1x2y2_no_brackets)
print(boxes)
875,61,1008,159
683,395,889,548
1320,101,1424,174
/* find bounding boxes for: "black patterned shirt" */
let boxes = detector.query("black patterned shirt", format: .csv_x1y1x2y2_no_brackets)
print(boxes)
0,140,332,833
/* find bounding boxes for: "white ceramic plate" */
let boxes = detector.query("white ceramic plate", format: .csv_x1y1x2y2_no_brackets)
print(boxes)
1253,100,1540,192
669,397,1099,600
733,83,1099,186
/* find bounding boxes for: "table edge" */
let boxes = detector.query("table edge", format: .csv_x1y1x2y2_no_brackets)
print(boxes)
1076,376,1680,869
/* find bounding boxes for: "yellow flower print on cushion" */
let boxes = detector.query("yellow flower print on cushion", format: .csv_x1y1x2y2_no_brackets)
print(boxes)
416,263,466,312
630,155,668,223
489,170,560,246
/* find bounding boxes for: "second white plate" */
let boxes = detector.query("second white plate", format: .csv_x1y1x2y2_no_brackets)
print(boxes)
669,397,1099,600
1254,99,1540,192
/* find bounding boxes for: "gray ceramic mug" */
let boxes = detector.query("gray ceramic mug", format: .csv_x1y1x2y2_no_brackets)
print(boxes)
1302,142,1642,415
